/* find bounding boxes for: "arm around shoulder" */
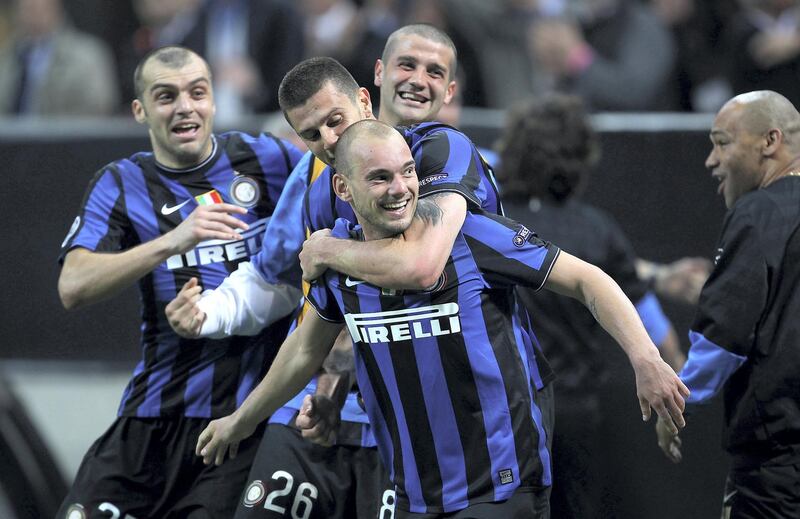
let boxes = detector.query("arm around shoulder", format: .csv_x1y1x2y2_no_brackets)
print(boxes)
300,193,466,289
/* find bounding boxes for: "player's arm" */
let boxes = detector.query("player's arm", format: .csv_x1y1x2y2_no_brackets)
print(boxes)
295,327,354,446
196,309,342,465
59,204,248,310
544,251,690,433
300,193,465,289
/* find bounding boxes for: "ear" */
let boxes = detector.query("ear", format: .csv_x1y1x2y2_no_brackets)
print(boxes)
357,87,374,119
443,80,457,106
332,172,352,203
132,99,146,124
374,59,384,88
763,128,782,157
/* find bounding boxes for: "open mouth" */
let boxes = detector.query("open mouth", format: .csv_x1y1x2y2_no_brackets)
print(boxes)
714,174,725,195
172,123,200,138
381,199,411,216
398,92,429,105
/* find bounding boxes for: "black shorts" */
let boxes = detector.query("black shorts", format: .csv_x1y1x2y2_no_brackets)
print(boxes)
235,423,394,519
57,416,264,519
722,454,800,519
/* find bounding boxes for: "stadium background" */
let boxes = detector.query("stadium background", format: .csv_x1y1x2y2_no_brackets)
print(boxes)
0,110,729,518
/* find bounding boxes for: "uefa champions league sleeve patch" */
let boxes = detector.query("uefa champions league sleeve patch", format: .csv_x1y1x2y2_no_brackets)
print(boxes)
230,176,260,208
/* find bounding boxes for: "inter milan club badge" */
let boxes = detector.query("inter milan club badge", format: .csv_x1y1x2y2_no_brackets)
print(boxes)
230,176,259,208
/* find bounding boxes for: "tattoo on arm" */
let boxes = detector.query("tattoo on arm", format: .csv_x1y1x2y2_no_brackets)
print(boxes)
414,196,444,226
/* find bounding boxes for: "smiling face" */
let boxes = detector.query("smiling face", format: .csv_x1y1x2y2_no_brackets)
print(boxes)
285,81,372,167
132,52,215,169
705,101,766,208
375,33,456,126
334,128,418,240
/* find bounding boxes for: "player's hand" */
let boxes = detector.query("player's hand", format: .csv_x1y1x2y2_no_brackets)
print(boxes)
656,415,683,463
196,412,256,466
299,228,333,281
653,257,712,305
295,394,340,446
633,353,690,435
167,204,249,254
166,278,206,338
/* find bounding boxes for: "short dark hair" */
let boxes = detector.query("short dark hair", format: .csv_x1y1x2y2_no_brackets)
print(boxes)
133,45,209,100
496,94,600,204
381,24,458,80
278,57,360,114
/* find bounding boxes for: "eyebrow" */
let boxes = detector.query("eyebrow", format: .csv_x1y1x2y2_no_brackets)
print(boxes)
396,54,447,73
297,108,339,137
148,76,210,94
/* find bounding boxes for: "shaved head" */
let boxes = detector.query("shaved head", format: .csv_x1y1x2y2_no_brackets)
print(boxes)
723,90,800,146
336,119,403,177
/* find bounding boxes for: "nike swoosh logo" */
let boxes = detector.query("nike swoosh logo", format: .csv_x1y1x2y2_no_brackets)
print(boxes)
161,199,191,215
723,490,737,503
345,277,365,287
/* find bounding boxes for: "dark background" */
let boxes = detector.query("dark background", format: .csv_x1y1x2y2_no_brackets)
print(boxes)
0,117,727,518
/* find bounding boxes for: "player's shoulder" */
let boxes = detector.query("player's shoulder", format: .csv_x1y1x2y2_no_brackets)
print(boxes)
401,121,466,142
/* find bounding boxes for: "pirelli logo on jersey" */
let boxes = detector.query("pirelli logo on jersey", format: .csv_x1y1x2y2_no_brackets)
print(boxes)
165,218,268,270
344,303,461,344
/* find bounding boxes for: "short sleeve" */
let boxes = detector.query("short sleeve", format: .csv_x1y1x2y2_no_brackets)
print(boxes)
58,166,129,264
460,212,561,291
410,126,489,210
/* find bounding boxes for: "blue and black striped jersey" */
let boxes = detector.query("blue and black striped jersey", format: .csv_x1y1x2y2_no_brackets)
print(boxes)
59,131,303,418
302,122,555,391
307,213,560,514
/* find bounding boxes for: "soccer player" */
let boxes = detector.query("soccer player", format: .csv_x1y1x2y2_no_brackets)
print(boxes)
56,46,303,518
656,90,800,518
195,119,689,518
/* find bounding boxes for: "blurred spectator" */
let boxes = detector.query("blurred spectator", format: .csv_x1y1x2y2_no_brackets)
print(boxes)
116,0,203,109
183,0,305,122
117,0,304,119
651,0,735,112
528,0,678,111
725,0,800,108
301,0,358,57
0,0,119,115
496,93,688,517
408,0,537,108
339,0,402,104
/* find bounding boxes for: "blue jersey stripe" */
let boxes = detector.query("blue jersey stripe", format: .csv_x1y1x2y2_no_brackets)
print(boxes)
681,330,746,405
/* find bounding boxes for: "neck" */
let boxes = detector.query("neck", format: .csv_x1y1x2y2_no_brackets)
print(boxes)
377,104,400,127
763,157,800,188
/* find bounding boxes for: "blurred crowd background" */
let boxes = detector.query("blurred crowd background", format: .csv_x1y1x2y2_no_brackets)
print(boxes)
1,0,799,122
